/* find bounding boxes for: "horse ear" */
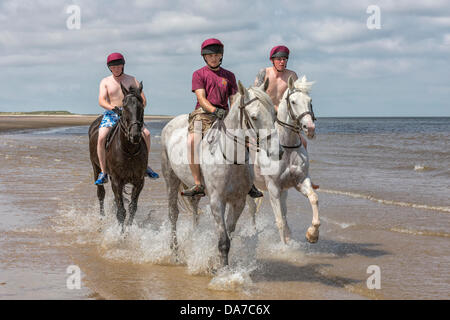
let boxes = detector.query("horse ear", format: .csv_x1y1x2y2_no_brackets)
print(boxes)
139,81,143,92
238,80,247,97
288,75,295,91
120,82,129,96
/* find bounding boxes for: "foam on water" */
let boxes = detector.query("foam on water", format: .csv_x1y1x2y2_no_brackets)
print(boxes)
208,265,256,292
321,216,356,229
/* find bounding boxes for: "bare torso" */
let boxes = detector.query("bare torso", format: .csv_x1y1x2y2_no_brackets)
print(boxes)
99,74,141,108
255,67,298,112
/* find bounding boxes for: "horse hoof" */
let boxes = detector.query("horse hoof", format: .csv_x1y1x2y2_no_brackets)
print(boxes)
306,227,319,243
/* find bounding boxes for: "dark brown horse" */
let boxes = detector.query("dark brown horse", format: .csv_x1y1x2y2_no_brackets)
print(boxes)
88,82,147,230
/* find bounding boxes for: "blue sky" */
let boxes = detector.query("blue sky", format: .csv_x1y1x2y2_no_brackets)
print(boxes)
1,0,449,116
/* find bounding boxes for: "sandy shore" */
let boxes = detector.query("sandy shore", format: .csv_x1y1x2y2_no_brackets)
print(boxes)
0,115,173,132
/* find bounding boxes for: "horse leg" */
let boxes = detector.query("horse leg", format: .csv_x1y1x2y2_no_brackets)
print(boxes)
187,196,201,229
296,177,320,243
267,184,291,244
210,194,229,268
226,198,246,240
127,178,145,227
161,149,181,253
92,164,105,216
111,179,126,229
246,195,257,227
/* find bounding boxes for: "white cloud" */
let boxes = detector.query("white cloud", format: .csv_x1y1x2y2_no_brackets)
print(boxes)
0,0,449,116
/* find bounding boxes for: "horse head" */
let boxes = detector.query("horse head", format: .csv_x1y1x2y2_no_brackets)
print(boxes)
285,75,316,139
233,78,275,133
222,79,276,159
120,82,145,145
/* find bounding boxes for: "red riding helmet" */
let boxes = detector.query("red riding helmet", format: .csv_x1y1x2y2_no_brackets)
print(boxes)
107,52,125,66
201,38,224,55
270,45,290,60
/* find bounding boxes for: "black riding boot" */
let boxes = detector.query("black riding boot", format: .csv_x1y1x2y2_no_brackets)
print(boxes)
181,184,205,197
248,184,263,198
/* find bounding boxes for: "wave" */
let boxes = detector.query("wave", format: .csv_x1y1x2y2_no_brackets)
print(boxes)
318,189,450,213
413,164,436,171
390,164,437,171
390,227,450,238
357,144,450,158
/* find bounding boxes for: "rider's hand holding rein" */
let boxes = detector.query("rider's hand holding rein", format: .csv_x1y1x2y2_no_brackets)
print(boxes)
112,106,122,117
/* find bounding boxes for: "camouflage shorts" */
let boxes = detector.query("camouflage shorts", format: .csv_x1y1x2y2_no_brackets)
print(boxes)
187,108,217,135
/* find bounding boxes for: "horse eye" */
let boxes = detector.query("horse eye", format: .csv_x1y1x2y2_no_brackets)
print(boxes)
291,100,296,105
251,116,258,121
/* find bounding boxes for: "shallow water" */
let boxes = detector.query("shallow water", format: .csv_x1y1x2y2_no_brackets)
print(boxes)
0,118,449,299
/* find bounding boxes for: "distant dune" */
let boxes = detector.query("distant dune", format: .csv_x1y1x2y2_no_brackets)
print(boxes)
0,111,74,115
0,112,173,132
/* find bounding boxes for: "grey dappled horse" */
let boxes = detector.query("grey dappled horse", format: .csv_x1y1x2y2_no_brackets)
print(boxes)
161,80,277,269
247,76,320,244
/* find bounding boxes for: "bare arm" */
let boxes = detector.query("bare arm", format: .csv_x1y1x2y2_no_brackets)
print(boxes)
98,79,114,111
254,68,266,86
195,89,216,113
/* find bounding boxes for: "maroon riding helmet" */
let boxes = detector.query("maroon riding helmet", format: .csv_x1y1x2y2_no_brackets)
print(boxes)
107,52,125,76
269,45,290,60
201,38,224,68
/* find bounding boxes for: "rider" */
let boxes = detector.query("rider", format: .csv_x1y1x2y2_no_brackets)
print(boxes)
95,52,159,185
181,38,263,198
254,45,319,189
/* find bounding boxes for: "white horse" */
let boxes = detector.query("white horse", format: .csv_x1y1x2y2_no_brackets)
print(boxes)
161,80,277,268
247,75,320,244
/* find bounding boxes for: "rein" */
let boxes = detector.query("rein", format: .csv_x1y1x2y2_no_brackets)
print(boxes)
217,93,273,164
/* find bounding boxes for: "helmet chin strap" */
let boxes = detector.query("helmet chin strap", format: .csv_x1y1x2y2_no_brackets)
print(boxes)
203,56,222,70
272,61,286,73
109,65,124,77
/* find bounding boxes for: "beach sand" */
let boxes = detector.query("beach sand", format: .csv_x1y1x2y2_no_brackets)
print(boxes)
0,115,173,132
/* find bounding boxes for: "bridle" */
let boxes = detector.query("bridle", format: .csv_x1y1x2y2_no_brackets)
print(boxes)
218,92,274,164
117,94,145,156
276,88,316,148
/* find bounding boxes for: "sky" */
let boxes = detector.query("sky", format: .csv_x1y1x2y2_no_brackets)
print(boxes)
1,0,449,117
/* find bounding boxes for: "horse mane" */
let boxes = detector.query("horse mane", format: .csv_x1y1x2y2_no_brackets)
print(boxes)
294,75,315,95
248,86,275,112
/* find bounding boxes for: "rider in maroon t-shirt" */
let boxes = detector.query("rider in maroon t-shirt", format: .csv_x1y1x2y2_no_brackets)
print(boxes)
181,39,263,198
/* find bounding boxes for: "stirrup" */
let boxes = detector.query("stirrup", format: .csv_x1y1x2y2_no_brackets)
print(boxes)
95,172,108,185
181,184,205,197
248,184,263,198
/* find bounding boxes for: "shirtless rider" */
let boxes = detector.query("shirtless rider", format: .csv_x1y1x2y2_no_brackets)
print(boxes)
254,46,319,189
94,52,159,185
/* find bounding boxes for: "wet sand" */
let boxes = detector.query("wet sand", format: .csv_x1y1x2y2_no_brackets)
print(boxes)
0,118,448,300
0,115,173,133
